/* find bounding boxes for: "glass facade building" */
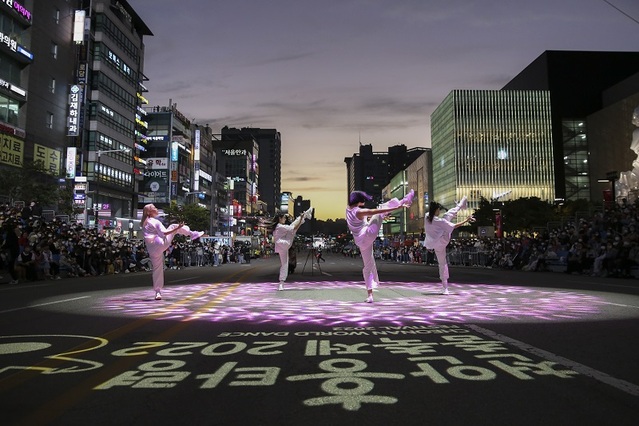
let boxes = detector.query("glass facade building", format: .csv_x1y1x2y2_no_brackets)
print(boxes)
561,119,589,200
431,90,555,212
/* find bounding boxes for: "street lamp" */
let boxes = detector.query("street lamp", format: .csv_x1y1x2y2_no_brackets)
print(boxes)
185,191,204,203
94,148,131,227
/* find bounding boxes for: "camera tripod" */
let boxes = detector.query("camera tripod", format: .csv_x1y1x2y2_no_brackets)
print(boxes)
301,247,323,275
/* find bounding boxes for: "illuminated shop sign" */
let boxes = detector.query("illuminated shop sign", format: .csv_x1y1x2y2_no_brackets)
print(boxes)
146,157,168,169
0,77,24,99
66,147,77,179
0,30,32,60
16,45,32,60
171,142,178,161
1,0,31,23
194,129,200,191
67,85,82,136
73,10,85,44
222,149,247,156
0,31,17,52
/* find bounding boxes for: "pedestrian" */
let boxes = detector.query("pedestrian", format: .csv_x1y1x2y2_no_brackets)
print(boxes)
346,189,414,303
141,203,204,300
315,248,326,263
264,207,313,291
423,197,474,295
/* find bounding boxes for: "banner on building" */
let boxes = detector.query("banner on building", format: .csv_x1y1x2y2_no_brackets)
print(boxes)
34,144,61,175
0,133,24,167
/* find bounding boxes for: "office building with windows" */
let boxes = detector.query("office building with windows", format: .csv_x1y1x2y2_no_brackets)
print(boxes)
431,90,555,211
0,1,38,175
502,50,639,202
220,126,281,216
345,144,426,208
0,1,151,230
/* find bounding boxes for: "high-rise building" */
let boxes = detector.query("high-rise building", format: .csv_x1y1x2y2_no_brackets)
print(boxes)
0,2,43,189
293,195,312,233
0,1,151,229
213,127,262,237
431,90,555,211
140,106,221,234
24,1,66,170
502,50,639,202
344,144,387,206
344,143,426,207
69,0,152,226
220,127,281,216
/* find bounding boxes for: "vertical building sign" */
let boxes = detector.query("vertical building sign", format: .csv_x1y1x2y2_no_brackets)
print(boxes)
0,133,24,167
66,147,77,179
193,129,200,191
67,85,82,136
73,10,85,43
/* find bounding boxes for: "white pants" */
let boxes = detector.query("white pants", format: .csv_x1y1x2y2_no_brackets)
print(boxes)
431,202,463,285
146,224,197,292
276,247,290,282
354,198,402,290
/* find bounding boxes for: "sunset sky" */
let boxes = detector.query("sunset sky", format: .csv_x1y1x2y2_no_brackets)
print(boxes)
128,0,639,220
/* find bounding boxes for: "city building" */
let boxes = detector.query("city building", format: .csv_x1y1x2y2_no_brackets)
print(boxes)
381,169,409,236
587,71,639,204
23,1,64,172
293,195,312,233
141,104,192,207
220,126,281,216
502,50,639,203
0,0,152,230
0,1,47,198
69,0,152,228
380,150,432,237
215,127,260,237
344,143,426,207
431,90,555,213
280,191,293,215
404,150,432,235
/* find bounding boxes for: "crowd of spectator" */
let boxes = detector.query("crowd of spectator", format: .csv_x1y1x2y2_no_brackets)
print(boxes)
3,199,639,285
0,203,251,285
370,200,639,279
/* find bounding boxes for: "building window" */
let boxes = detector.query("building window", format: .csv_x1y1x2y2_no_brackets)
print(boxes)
51,43,58,59
0,94,19,126
46,112,54,129
49,77,56,94
54,8,60,24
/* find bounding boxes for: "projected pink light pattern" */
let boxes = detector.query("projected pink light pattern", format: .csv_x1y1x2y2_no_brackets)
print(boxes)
99,281,603,326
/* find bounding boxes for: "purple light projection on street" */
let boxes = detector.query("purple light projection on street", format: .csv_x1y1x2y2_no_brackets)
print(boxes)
99,281,604,326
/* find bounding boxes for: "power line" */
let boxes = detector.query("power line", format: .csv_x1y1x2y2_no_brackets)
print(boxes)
602,0,639,26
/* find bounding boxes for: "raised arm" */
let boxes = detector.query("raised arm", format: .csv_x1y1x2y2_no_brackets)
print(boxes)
453,216,475,229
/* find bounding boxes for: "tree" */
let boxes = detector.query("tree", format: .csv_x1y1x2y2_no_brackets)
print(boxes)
471,196,559,233
164,201,210,232
0,160,69,211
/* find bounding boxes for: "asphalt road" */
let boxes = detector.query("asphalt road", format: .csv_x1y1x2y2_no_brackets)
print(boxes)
1,252,638,426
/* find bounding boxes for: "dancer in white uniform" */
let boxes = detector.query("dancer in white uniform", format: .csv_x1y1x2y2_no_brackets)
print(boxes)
346,189,414,303
423,197,474,295
141,203,204,300
265,207,314,291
